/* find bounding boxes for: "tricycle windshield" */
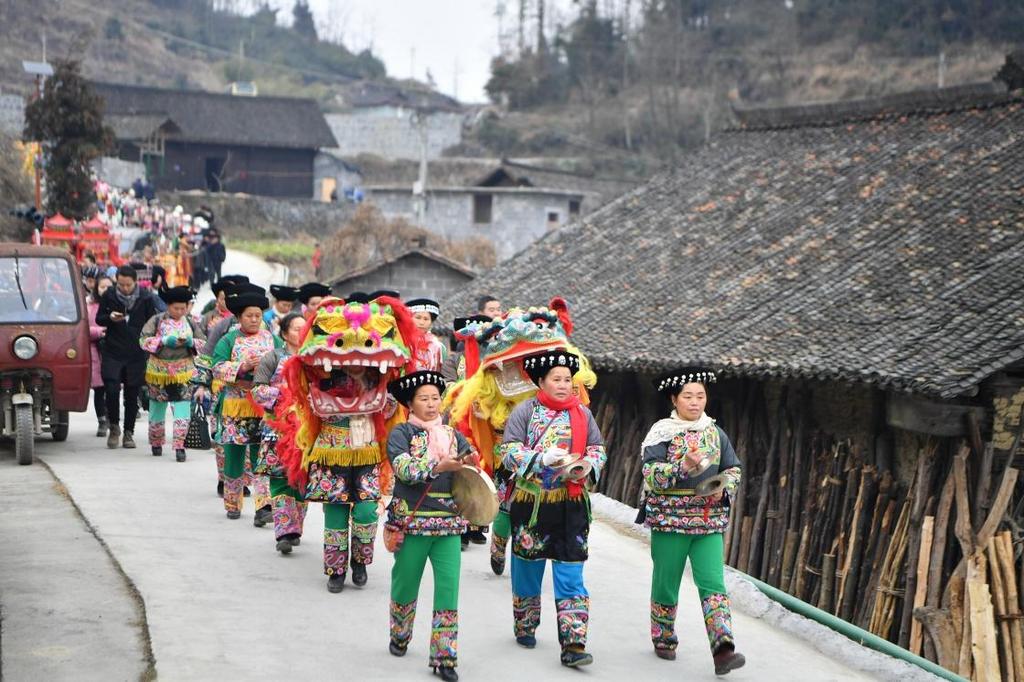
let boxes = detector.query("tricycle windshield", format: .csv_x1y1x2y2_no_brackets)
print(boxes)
0,256,80,323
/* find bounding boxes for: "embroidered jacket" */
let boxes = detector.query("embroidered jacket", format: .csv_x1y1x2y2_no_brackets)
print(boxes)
140,313,206,388
211,329,281,444
641,424,742,534
386,422,477,536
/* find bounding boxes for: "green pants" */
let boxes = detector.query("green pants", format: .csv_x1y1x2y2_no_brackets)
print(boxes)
391,534,461,609
324,500,378,529
650,530,735,654
651,531,726,604
269,477,302,499
492,509,511,538
223,443,260,478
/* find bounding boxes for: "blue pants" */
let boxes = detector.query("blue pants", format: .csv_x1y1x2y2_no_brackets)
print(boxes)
510,556,591,649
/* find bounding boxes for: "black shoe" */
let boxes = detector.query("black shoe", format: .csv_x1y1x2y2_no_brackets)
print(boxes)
468,529,487,545
351,562,367,587
655,648,676,661
217,480,224,497
491,556,506,576
276,538,293,555
516,635,536,649
713,648,745,675
253,506,272,528
151,446,163,457
226,510,241,520
290,536,301,546
389,641,407,657
175,449,186,462
560,648,593,667
96,418,108,438
461,535,470,550
327,574,346,593
243,487,251,497
433,666,458,681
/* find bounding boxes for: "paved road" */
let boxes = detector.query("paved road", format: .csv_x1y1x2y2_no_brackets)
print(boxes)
1,411,903,681
193,249,288,310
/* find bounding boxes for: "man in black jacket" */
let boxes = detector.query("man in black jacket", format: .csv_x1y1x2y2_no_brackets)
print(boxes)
97,265,158,449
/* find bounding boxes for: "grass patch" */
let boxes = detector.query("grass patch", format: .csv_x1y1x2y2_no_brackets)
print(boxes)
230,239,315,265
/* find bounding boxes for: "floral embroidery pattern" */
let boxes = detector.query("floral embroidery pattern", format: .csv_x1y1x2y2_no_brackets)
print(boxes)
148,419,165,448
305,462,351,504
323,528,350,576
512,527,550,559
643,493,731,534
357,465,381,501
390,599,417,647
701,593,734,652
222,477,244,514
387,498,467,536
491,532,509,564
272,493,306,539
251,475,270,511
555,596,590,648
351,521,377,565
430,609,458,668
650,601,678,651
512,595,541,637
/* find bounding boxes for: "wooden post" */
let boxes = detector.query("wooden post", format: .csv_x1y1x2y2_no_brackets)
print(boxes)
818,553,836,613
985,537,1013,681
997,531,1024,682
909,515,934,655
736,515,753,575
748,391,785,577
967,555,1000,682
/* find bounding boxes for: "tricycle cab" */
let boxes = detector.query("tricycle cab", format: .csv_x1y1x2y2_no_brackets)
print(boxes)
0,244,91,458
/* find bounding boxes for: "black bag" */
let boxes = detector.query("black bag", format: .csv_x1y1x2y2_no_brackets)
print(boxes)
184,402,212,450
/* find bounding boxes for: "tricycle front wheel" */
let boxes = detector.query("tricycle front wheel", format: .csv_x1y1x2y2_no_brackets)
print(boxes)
51,410,69,442
15,404,34,465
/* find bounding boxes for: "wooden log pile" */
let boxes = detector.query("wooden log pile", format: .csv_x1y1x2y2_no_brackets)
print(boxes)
591,376,1024,680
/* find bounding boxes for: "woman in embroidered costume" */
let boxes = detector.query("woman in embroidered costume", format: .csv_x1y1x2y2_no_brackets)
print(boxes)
386,371,478,682
500,348,606,668
263,284,299,336
273,294,421,593
407,298,448,372
638,367,745,675
141,285,205,462
251,312,308,545
210,286,282,520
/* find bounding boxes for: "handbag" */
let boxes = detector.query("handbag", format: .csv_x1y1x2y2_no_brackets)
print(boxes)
383,481,434,553
184,402,212,450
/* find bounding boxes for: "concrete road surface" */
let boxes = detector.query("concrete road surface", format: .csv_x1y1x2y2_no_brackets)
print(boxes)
0,411,925,681
193,249,288,310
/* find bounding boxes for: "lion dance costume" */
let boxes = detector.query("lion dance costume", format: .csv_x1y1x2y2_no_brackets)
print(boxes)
444,299,596,575
273,295,421,592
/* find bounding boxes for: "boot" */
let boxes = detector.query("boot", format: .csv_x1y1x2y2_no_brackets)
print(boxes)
217,480,224,497
467,528,487,545
327,573,346,593
175,449,186,462
122,431,136,449
351,562,368,587
560,646,593,668
388,641,407,657
107,424,121,449
151,446,162,457
276,538,294,555
253,505,273,528
433,667,458,682
96,417,108,438
490,533,508,576
713,646,746,675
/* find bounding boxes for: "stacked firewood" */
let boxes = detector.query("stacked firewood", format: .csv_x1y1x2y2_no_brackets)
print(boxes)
591,378,1024,680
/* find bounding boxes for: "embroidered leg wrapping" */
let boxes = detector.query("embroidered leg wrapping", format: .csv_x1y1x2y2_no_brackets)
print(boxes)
222,477,244,514
351,521,376,565
651,601,678,652
252,475,271,510
148,418,165,448
430,609,458,669
555,596,590,650
272,494,304,540
390,599,417,648
512,595,541,638
324,528,350,576
215,445,225,482
171,418,188,450
702,593,735,653
491,532,509,564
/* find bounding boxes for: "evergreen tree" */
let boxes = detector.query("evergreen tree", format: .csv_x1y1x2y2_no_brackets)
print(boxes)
23,59,114,219
292,1,318,42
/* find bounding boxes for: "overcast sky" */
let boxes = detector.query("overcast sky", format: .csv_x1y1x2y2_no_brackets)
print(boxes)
263,0,578,104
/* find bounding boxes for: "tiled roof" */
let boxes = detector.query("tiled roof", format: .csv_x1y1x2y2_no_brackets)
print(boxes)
93,82,337,149
441,86,1024,398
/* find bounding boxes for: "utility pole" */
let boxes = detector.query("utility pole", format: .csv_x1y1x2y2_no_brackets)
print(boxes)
412,111,430,226
938,50,946,89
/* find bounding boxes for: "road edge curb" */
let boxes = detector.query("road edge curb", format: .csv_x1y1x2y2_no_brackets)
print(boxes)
36,458,157,682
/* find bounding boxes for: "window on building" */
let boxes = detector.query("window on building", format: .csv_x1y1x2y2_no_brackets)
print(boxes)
546,210,561,231
473,194,493,224
569,199,581,217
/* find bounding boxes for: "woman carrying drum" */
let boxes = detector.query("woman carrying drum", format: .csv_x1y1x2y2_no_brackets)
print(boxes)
385,370,479,682
638,367,745,675
500,348,606,668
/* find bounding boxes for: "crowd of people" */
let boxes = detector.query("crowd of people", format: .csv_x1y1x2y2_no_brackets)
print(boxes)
77,272,747,680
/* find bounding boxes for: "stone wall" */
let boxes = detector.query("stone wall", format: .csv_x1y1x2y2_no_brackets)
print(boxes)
331,253,473,301
325,107,463,161
366,188,584,260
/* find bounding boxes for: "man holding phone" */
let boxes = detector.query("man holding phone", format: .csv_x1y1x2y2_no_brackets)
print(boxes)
97,265,158,449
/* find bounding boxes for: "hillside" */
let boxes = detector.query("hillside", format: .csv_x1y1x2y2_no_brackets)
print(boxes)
0,0,385,103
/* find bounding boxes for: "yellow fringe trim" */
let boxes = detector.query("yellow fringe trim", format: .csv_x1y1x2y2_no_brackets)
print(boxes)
513,486,569,504
212,379,225,395
145,368,193,387
222,397,262,419
304,444,382,468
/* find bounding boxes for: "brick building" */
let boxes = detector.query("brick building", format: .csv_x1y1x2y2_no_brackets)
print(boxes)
328,247,475,302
